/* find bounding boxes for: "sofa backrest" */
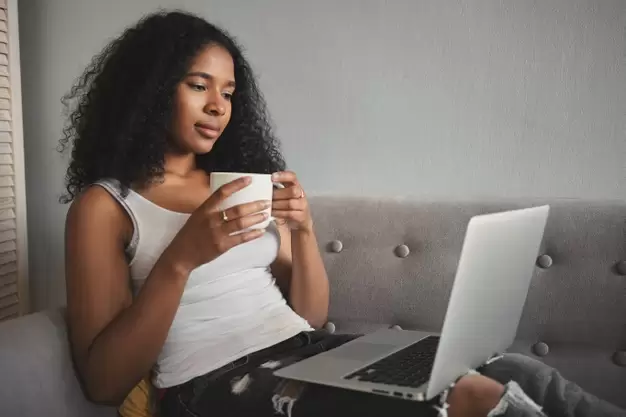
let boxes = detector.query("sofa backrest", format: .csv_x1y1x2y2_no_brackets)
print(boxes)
309,197,626,345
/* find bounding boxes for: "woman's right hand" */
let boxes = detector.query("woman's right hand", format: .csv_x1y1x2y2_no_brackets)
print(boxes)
162,176,269,274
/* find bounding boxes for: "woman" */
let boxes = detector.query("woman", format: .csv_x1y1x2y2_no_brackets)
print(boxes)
60,10,624,417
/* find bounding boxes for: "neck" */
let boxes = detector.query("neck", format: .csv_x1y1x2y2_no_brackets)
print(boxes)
164,152,197,177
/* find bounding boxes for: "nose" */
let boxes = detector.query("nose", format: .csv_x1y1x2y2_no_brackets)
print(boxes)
204,90,226,116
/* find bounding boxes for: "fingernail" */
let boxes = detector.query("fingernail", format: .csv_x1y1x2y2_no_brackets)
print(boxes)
263,200,271,208
263,212,269,219
271,173,279,180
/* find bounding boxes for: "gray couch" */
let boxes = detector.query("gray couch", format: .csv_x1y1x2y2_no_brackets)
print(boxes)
1,197,625,417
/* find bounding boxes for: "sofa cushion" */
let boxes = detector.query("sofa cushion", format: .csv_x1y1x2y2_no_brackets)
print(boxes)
0,309,116,417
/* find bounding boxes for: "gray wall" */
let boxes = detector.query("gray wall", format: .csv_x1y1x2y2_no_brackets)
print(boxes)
18,0,626,310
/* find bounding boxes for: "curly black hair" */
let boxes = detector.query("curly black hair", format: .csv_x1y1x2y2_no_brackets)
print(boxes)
58,10,286,203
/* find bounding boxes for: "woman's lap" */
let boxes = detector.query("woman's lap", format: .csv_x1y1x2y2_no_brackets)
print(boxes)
159,331,438,417
159,332,625,417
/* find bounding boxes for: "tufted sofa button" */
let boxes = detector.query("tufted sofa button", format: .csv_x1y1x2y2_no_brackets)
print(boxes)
328,240,343,253
613,351,626,367
324,321,336,334
390,325,402,330
532,342,550,357
536,254,553,269
394,244,410,258
615,261,626,276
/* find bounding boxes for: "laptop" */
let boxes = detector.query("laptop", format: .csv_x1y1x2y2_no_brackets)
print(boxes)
274,205,550,402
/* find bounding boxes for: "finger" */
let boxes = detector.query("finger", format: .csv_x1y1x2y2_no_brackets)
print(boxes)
271,210,307,224
223,212,269,235
205,176,252,210
272,171,298,186
271,199,306,211
273,185,304,201
224,228,266,249
223,200,271,220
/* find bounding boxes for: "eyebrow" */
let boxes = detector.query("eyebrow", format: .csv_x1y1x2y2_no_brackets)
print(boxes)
187,71,236,88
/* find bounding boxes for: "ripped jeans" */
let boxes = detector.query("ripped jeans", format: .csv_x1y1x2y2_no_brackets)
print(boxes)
158,330,625,417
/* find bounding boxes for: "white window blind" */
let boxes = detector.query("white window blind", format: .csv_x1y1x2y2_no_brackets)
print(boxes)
0,0,28,322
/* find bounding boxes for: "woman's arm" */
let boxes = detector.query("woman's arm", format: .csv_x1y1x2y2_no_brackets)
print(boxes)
272,223,329,328
65,187,188,405
270,171,329,328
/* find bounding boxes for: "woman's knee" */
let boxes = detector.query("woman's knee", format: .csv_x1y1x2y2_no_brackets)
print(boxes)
482,353,548,377
479,353,555,391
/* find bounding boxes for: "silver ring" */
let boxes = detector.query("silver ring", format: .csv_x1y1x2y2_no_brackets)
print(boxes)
221,210,228,222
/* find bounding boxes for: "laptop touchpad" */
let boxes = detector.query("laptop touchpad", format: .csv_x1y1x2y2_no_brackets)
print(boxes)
327,343,397,361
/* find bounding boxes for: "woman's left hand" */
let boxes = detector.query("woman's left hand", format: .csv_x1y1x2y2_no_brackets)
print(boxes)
271,171,313,232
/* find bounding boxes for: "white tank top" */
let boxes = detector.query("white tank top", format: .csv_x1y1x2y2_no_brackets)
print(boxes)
95,179,312,388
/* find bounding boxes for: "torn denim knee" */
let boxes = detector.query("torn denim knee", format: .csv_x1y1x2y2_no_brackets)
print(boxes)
432,365,546,417
488,381,546,417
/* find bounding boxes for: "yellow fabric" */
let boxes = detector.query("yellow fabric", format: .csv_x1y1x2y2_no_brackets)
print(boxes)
118,377,153,417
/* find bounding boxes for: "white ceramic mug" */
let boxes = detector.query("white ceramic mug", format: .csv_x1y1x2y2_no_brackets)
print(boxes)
209,172,278,231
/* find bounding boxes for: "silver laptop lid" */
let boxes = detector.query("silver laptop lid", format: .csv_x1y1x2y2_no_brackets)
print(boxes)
426,205,549,399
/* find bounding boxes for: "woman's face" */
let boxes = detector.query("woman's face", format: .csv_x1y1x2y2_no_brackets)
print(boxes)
170,43,235,155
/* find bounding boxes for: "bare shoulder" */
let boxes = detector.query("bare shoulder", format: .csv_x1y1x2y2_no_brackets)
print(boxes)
66,185,132,243
67,185,125,223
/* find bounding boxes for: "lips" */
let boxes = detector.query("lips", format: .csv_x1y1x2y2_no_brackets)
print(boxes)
194,122,221,139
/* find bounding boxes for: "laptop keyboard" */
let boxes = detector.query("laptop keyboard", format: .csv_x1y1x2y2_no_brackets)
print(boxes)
343,335,440,388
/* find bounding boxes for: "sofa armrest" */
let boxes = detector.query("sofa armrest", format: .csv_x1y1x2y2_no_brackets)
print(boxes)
0,309,116,417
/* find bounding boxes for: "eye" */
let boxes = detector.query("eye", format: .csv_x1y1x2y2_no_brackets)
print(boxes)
222,91,234,101
188,83,206,92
